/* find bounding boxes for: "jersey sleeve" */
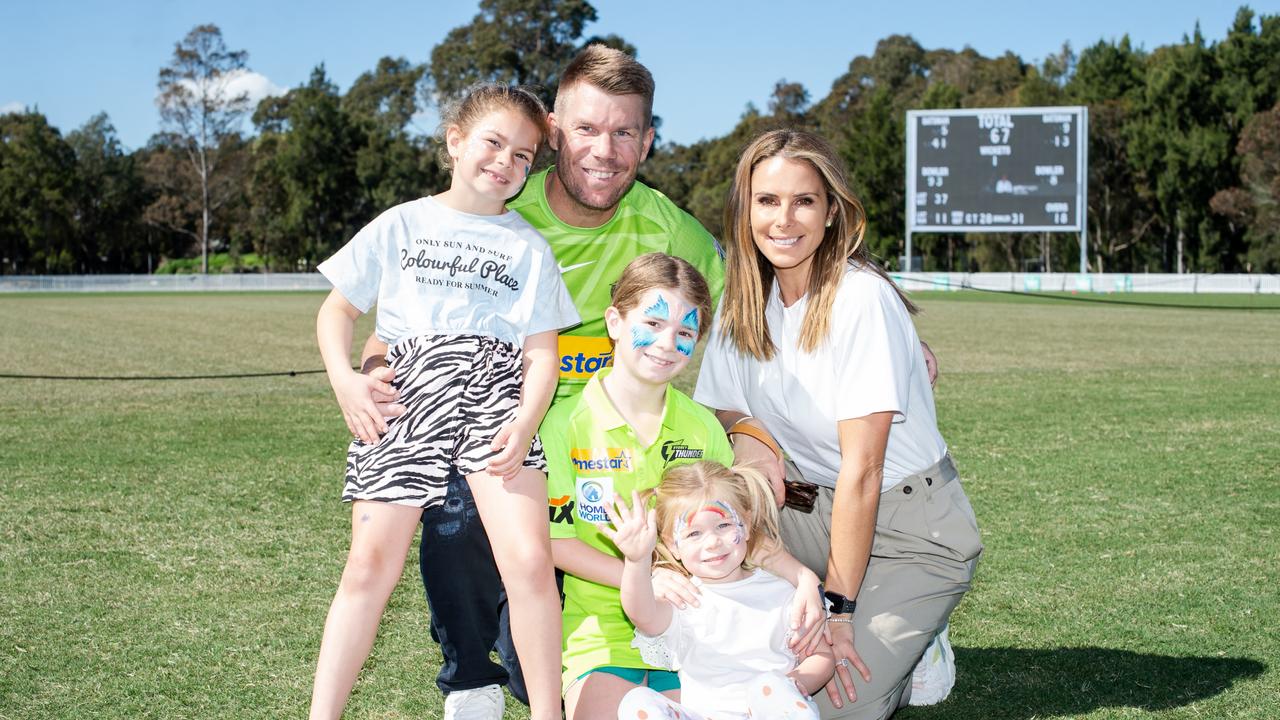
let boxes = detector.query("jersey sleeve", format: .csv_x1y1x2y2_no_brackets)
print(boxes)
832,271,916,423
527,245,581,337
540,405,578,539
317,216,385,313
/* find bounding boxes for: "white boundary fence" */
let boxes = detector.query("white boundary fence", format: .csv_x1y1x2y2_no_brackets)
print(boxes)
1,272,1278,294
0,273,330,293
891,272,1280,294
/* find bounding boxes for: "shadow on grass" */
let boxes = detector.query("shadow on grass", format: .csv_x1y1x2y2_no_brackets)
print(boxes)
901,647,1266,719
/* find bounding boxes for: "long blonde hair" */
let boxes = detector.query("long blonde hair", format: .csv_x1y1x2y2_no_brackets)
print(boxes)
719,129,917,361
653,461,781,576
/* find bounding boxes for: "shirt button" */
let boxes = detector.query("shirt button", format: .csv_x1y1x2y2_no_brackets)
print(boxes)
903,485,913,495
926,477,933,486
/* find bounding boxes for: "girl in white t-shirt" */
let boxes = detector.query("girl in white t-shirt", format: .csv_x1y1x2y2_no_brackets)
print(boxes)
604,461,835,720
310,84,578,720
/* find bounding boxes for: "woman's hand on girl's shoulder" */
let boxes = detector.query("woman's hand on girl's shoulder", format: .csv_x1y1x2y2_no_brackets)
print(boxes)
730,435,786,508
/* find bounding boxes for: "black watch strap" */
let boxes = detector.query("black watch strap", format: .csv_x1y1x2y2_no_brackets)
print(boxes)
823,590,857,615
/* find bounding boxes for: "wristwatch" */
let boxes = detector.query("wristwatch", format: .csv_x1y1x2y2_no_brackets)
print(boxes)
823,590,857,615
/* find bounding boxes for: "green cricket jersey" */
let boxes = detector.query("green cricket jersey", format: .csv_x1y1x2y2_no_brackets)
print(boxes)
539,367,734,686
508,168,725,403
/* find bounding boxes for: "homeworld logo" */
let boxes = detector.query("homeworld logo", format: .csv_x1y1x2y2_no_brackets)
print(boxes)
661,440,704,463
575,477,614,524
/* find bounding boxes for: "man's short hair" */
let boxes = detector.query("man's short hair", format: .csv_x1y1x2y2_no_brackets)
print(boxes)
555,44,655,128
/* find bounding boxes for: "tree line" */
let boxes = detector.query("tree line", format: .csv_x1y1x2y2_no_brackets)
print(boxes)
1,1,1277,275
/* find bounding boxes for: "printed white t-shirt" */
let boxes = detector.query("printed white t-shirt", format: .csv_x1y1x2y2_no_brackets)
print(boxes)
634,569,798,716
318,196,580,347
694,262,946,492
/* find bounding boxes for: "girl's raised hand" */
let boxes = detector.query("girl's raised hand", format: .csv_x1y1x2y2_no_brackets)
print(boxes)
599,491,657,563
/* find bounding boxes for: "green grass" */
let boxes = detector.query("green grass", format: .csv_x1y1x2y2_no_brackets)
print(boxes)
1,290,1276,719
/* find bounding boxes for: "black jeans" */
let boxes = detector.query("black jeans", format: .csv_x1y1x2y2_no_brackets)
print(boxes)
419,473,528,704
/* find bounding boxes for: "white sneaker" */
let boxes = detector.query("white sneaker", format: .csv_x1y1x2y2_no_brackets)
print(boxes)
909,624,956,706
443,684,504,720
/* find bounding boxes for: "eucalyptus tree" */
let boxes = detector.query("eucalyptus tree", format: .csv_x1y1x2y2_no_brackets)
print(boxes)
155,24,252,273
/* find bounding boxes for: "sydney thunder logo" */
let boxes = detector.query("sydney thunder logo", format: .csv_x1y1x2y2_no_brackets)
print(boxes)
661,439,704,463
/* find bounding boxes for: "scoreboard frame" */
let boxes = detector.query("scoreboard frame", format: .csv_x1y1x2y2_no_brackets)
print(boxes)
904,106,1089,272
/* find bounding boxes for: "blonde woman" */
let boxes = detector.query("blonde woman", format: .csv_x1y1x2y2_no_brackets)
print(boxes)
695,129,982,720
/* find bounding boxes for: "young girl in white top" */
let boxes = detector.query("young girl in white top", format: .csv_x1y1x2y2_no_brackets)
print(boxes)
604,461,835,720
311,84,579,720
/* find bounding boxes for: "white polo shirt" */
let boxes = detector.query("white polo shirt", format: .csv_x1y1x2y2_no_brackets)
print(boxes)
694,262,947,492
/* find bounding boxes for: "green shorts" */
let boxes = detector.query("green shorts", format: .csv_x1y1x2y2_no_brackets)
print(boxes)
575,666,680,693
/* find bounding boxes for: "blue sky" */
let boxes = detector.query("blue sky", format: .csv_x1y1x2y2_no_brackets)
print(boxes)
2,1,1276,151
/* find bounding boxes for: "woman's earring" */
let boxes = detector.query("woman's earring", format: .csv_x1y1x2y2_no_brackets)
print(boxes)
825,218,833,228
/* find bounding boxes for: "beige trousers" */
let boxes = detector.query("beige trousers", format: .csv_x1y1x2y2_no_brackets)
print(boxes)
779,454,982,720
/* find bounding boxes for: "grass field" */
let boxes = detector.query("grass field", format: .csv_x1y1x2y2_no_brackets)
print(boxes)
1,290,1277,719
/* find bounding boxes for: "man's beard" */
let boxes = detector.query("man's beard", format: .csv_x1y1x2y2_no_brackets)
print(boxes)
554,157,635,214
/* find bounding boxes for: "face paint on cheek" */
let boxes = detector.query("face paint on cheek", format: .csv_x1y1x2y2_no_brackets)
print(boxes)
675,336,695,357
631,324,656,350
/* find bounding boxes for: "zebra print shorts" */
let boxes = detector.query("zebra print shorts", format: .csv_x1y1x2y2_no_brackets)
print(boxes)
341,334,547,509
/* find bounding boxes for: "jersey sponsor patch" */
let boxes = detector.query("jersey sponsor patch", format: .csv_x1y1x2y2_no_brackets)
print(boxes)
570,447,633,474
558,336,613,380
549,494,575,525
575,477,614,524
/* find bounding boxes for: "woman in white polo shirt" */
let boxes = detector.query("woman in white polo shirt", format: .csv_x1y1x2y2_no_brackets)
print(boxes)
695,129,982,720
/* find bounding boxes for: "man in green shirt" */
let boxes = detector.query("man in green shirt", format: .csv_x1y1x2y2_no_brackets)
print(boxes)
358,45,722,720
